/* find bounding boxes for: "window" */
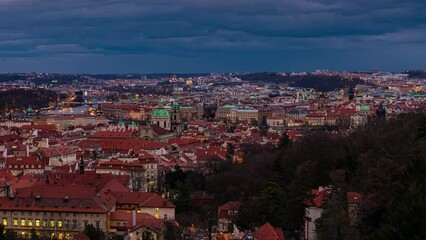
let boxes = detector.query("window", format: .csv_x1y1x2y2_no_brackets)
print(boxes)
3,218,7,226
21,219,25,226
117,222,120,226
72,220,77,229
29,212,32,216
13,219,18,226
155,213,159,219
50,220,55,228
35,219,40,227
95,221,100,229
57,220,62,228
164,214,168,220
42,219,47,227
21,212,25,216
28,220,33,227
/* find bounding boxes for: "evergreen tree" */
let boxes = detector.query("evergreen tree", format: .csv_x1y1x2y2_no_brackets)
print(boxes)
84,224,105,240
30,228,40,240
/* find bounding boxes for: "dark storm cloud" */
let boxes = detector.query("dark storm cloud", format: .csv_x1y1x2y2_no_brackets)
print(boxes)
0,0,424,72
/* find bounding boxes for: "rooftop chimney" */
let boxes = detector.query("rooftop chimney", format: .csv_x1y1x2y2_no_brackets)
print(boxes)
132,209,137,226
26,145,30,157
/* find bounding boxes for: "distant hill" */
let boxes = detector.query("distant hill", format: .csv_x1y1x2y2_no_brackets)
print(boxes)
404,70,426,79
0,89,66,115
236,72,364,91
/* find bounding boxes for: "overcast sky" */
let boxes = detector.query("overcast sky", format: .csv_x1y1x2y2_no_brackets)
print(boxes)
0,0,425,73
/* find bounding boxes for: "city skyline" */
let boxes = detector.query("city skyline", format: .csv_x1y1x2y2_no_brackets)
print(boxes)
0,0,425,73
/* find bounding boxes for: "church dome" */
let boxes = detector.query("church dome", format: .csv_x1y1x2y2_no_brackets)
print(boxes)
152,108,170,117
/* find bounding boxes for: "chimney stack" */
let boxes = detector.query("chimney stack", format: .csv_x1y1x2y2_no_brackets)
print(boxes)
26,145,30,157
132,209,137,226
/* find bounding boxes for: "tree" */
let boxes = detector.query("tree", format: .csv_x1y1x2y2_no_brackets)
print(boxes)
30,228,41,240
4,229,17,240
84,224,104,240
0,224,4,240
142,231,154,240
163,221,182,240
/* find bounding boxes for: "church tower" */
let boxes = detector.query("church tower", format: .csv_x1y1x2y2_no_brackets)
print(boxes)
171,100,182,134
79,156,85,174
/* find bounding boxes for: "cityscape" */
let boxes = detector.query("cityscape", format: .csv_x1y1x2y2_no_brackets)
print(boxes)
0,71,424,240
0,1,425,240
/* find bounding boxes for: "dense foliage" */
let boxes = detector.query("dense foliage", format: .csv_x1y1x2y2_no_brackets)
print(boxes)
0,89,66,115
167,113,426,239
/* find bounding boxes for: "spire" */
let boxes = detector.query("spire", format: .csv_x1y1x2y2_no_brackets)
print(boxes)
79,156,85,174
259,116,269,136
376,102,386,119
158,99,164,108
118,111,124,126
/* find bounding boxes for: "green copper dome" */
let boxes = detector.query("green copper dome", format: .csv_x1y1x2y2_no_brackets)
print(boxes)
360,105,370,111
26,106,35,114
152,108,170,117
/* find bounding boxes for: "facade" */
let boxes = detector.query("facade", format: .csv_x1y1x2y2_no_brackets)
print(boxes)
3,156,45,176
235,109,259,123
38,146,77,166
217,201,240,233
215,105,237,121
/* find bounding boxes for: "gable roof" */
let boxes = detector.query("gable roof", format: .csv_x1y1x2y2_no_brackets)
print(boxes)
254,223,285,240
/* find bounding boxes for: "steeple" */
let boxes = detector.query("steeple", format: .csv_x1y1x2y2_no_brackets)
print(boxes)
376,102,386,119
118,110,125,126
172,100,180,112
79,156,85,174
259,116,269,136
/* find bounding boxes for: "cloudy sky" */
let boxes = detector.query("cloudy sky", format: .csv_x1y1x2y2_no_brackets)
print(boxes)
0,0,425,73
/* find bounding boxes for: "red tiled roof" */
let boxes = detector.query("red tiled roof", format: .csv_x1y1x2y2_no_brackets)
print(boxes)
91,130,135,139
39,145,76,157
218,201,240,219
347,192,362,204
4,156,45,170
112,192,175,208
111,212,164,232
254,223,285,240
80,139,167,152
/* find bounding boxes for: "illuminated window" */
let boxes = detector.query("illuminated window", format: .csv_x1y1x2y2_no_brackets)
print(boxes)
35,220,40,227
14,219,18,226
3,218,7,226
155,213,159,219
57,220,62,228
21,219,25,226
28,220,33,227
50,220,55,228
42,220,47,227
